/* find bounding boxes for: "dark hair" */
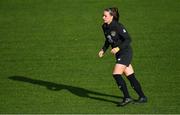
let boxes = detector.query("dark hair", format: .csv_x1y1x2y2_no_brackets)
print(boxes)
104,7,119,21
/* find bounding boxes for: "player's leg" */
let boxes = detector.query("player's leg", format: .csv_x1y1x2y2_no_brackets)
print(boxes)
124,64,147,103
112,64,132,106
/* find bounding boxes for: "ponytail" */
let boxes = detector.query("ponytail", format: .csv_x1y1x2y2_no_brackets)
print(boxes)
104,7,119,21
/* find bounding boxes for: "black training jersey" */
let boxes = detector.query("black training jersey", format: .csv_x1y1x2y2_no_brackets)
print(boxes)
102,20,131,52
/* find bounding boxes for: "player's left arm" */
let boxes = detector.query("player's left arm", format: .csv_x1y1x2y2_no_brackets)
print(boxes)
115,25,131,49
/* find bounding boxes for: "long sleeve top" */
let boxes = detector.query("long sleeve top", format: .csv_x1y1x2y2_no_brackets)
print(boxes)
102,20,132,52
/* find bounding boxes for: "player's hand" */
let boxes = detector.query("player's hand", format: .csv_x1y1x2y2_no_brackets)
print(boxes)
98,50,104,58
111,47,120,55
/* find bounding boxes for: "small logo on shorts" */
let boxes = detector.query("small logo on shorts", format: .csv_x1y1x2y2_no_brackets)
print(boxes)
118,58,121,61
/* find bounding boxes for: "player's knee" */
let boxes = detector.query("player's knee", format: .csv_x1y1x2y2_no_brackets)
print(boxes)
124,65,134,76
113,72,123,75
113,69,124,75
112,70,123,75
125,72,134,76
113,64,126,75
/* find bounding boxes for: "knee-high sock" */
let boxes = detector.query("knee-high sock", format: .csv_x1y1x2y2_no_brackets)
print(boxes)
113,74,130,98
127,73,145,98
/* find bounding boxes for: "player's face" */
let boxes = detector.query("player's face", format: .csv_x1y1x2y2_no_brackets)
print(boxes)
103,11,113,24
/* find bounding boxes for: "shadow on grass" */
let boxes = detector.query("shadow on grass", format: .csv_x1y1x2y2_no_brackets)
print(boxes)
9,76,122,104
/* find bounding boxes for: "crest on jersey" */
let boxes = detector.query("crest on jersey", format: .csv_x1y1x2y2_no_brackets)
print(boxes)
111,31,116,37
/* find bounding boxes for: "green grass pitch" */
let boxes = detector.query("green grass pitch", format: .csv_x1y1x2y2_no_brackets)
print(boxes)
0,0,180,114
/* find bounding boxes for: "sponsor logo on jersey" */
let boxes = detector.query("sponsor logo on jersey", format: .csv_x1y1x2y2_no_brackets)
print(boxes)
107,35,113,43
111,31,116,37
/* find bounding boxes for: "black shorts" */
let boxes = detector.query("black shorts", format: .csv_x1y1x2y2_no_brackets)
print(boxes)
115,47,133,66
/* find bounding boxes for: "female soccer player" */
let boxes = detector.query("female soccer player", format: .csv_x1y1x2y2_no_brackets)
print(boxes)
98,7,147,106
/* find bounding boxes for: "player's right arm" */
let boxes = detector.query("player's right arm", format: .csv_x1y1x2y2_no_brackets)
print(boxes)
98,39,110,58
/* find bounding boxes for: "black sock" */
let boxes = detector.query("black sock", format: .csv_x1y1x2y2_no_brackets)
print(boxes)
113,74,130,98
127,73,145,98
